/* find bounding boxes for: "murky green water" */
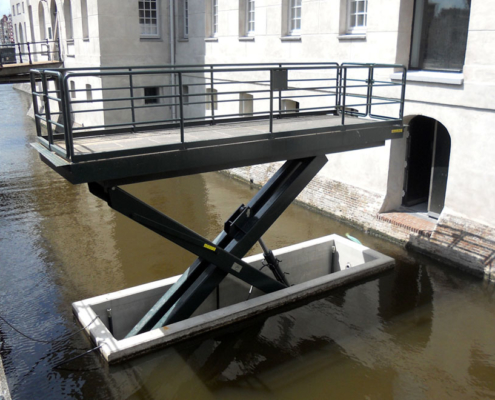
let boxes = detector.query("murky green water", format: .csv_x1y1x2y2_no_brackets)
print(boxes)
1,84,495,400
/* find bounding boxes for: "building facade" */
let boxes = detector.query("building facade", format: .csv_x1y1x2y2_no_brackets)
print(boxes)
0,14,14,44
17,0,495,279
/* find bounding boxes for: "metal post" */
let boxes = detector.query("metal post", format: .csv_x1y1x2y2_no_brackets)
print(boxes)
46,39,51,61
366,66,374,117
399,67,407,120
341,67,347,126
61,73,74,160
128,68,136,132
178,72,185,144
17,42,23,64
57,38,61,61
30,73,42,137
278,63,282,118
209,66,215,124
27,42,32,64
41,72,54,145
269,86,274,134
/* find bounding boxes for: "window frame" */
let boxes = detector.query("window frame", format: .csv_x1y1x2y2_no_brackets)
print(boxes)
288,0,301,36
139,0,160,39
212,0,218,37
346,0,367,34
246,0,255,36
409,0,471,73
183,0,189,38
144,86,160,104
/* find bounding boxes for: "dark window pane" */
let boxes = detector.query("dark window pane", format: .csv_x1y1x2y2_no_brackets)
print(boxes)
413,0,471,71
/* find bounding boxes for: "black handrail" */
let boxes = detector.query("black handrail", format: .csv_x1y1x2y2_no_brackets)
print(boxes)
0,39,60,67
30,62,406,162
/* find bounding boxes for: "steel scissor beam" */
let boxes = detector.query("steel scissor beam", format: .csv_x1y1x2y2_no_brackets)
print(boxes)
89,155,327,337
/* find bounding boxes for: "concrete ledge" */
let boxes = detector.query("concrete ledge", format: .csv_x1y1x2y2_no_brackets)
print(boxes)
0,351,11,400
73,234,394,363
391,70,464,85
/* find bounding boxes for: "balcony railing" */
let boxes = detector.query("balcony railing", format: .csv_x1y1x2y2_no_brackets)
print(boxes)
0,39,60,67
30,62,407,162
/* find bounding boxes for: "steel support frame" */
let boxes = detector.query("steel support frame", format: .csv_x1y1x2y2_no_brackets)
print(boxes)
88,155,327,337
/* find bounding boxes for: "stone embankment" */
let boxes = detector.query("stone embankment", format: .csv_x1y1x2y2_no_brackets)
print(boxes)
223,164,495,281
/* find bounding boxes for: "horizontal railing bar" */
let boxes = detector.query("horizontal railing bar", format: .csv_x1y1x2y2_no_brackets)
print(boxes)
72,118,182,131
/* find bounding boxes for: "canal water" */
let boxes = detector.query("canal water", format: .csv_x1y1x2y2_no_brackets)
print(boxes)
1,84,495,400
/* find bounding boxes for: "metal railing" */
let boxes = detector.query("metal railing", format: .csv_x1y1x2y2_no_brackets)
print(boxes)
0,39,60,67
30,62,406,162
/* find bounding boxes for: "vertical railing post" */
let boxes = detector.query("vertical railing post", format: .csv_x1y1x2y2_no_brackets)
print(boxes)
41,72,54,146
400,66,407,120
209,65,215,124
178,72,185,145
17,42,23,64
46,39,51,61
366,65,374,117
27,42,32,64
269,69,274,135
61,72,74,160
30,72,42,137
128,68,136,132
278,63,282,118
57,38,61,61
341,67,347,126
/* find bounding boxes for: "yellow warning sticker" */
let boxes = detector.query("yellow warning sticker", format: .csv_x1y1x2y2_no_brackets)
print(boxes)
392,129,403,134
204,243,217,252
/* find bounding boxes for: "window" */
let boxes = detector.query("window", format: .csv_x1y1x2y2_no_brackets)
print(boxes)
70,81,76,99
182,85,189,103
38,3,46,40
81,0,89,39
17,4,21,14
22,2,25,13
212,0,218,36
246,0,255,36
184,0,189,38
139,0,159,37
239,93,253,116
347,0,367,33
410,0,471,72
12,5,15,16
86,84,92,101
289,0,301,35
64,0,73,40
205,88,217,110
144,87,160,104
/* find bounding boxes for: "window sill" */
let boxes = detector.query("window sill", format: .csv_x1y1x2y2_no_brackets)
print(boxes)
337,34,366,41
205,37,219,42
178,38,189,42
83,37,90,42
280,36,301,42
390,70,464,85
140,37,163,42
239,37,255,42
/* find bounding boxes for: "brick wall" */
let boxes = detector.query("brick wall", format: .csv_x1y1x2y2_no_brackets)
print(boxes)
223,164,495,281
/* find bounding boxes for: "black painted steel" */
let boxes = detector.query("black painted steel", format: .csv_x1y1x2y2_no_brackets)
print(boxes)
118,155,327,337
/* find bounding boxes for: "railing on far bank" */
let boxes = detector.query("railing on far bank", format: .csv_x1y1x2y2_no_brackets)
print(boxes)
30,62,407,163
0,39,60,67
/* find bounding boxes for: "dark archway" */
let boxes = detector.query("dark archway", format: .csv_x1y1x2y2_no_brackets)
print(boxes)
402,116,451,219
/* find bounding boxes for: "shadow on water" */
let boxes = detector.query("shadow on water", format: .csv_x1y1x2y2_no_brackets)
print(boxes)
1,85,495,399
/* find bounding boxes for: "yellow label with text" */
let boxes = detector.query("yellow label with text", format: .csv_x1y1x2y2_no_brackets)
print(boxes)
204,243,217,252
392,129,403,134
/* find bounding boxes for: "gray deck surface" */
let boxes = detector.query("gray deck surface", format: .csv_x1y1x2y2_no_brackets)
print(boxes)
59,114,371,156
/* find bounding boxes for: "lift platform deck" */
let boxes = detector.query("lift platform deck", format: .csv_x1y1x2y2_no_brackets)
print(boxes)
29,63,406,354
